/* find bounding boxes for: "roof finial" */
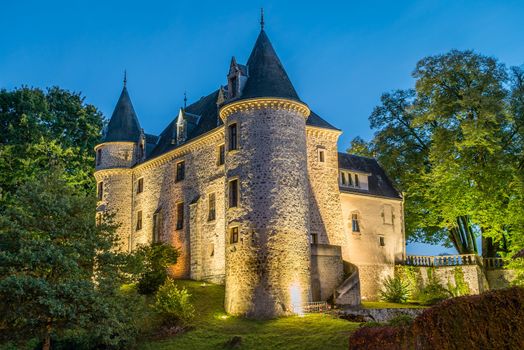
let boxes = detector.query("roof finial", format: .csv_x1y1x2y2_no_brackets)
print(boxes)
123,70,127,87
183,90,187,109
260,8,264,30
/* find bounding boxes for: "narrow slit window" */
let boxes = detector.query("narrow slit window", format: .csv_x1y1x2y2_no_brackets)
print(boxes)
137,178,144,194
352,213,360,232
208,193,216,221
96,149,102,166
176,202,184,230
97,181,103,201
229,179,239,208
318,149,325,163
379,236,385,246
153,210,162,243
176,161,185,182
230,227,239,243
136,211,143,231
218,144,225,165
228,123,238,151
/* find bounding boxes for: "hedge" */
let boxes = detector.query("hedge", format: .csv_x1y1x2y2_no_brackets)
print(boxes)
349,287,524,349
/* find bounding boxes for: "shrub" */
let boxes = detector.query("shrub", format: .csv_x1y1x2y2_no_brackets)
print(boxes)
154,279,195,326
129,243,178,295
379,275,410,303
349,287,524,350
418,269,451,305
388,314,414,327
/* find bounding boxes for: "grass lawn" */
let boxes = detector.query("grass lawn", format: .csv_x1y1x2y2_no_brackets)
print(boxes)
361,301,427,309
139,280,360,350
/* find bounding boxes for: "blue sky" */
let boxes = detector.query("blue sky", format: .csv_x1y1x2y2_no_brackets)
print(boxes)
1,1,523,255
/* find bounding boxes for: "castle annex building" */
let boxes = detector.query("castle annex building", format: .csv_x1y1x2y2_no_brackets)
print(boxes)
94,23,405,318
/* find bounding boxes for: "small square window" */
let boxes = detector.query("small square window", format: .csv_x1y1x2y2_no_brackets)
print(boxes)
379,236,385,246
318,149,325,163
230,227,239,243
136,211,143,231
176,161,185,182
137,178,144,194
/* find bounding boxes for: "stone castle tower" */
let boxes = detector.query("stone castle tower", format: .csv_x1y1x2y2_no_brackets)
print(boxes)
94,17,406,319
220,29,312,317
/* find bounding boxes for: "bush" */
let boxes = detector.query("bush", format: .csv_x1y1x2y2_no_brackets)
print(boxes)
418,270,451,305
130,243,178,295
154,279,195,326
379,276,410,303
349,287,524,350
388,314,414,327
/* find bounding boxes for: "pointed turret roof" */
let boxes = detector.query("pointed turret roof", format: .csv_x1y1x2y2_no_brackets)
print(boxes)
239,30,300,101
103,86,142,142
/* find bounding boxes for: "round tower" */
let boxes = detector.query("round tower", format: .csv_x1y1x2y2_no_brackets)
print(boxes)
221,29,312,319
94,78,144,251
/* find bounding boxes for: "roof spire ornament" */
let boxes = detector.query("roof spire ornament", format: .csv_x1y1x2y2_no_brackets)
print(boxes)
123,70,127,87
183,90,187,109
260,8,264,30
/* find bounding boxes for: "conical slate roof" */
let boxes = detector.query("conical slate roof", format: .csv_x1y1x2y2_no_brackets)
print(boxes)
240,30,300,101
103,86,142,142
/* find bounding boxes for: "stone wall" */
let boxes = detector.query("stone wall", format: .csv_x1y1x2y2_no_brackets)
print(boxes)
306,127,346,254
222,103,311,319
311,244,344,301
95,142,138,170
340,193,404,300
486,269,515,290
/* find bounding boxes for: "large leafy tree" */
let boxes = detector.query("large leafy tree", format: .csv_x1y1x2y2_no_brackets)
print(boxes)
349,50,524,256
0,170,139,349
0,86,103,200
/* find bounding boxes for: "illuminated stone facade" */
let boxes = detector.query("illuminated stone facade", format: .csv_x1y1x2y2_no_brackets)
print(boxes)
94,27,405,318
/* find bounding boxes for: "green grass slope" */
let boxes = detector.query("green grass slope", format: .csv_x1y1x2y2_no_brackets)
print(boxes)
140,280,360,350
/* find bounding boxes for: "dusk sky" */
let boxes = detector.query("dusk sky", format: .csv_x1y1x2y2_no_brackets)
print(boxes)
2,0,523,255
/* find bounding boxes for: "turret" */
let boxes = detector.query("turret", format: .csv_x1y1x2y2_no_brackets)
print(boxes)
221,24,312,319
94,76,143,251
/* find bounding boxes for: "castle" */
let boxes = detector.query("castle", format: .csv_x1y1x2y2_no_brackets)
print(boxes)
94,20,405,319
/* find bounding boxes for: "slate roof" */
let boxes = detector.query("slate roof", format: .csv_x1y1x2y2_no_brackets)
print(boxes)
238,30,300,101
103,87,142,142
338,153,402,199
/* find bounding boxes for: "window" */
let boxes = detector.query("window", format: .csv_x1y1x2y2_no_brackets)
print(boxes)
318,149,325,163
228,123,238,151
136,211,143,230
354,174,360,187
351,213,360,232
96,149,102,166
97,182,103,201
341,172,346,186
230,227,239,243
379,236,385,246
208,193,216,221
137,178,144,194
218,144,225,165
153,210,162,243
176,161,185,182
228,179,239,208
311,233,318,244
176,202,184,230
139,143,144,159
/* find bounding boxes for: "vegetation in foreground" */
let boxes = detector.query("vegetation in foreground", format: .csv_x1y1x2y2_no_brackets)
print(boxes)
140,280,360,350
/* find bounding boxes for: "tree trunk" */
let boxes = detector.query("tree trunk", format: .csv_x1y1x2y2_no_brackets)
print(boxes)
42,321,51,350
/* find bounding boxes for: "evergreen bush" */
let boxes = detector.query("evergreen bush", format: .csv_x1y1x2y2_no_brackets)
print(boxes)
379,276,410,303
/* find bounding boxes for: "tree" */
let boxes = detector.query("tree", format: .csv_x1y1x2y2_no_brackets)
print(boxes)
0,170,138,349
349,50,523,256
0,87,103,201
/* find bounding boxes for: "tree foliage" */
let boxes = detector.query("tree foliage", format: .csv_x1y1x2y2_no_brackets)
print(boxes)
349,50,524,256
0,86,104,201
0,170,138,349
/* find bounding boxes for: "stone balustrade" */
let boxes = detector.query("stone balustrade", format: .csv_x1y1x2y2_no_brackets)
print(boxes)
483,257,504,269
404,254,479,267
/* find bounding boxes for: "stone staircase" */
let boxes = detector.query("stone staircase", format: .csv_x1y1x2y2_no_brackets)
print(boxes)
333,261,361,306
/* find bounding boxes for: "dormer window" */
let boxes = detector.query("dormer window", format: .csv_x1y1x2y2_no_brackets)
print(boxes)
227,57,248,99
339,170,369,191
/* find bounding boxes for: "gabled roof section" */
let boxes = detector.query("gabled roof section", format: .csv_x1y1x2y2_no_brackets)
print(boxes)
338,153,402,199
239,30,300,101
103,86,142,142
